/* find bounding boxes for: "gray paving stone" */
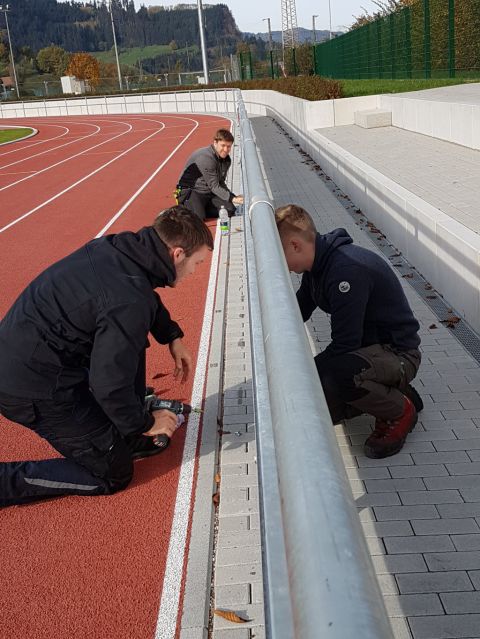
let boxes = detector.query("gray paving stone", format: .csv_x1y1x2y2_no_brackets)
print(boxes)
212,630,249,639
364,478,427,493
217,530,261,549
374,505,439,521
437,503,480,518
412,518,479,535
389,464,448,478
219,516,249,532
451,534,480,551
408,614,480,639
383,593,443,617
215,584,250,607
425,551,480,572
361,521,414,537
355,492,401,507
411,451,470,465
399,490,463,505
441,591,480,614
371,554,428,574
213,604,264,630
384,535,454,554
216,546,262,567
396,571,473,594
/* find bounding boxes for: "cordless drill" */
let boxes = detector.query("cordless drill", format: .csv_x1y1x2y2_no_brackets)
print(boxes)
145,396,192,449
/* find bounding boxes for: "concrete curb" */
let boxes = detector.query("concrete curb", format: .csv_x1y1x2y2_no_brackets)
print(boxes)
0,125,38,146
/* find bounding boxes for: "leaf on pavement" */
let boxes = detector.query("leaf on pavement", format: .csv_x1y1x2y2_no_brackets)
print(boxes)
214,609,249,624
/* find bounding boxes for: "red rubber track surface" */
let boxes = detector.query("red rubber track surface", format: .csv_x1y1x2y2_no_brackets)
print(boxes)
0,113,229,639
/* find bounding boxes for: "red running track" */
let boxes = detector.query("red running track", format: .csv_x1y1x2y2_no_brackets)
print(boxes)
0,113,231,639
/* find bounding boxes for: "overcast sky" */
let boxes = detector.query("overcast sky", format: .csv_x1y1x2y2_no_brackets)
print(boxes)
131,1,381,33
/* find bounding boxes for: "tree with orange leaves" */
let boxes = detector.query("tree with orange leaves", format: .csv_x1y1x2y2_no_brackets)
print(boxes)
66,53,100,90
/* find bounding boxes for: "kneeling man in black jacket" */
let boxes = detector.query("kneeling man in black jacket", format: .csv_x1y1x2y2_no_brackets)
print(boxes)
0,206,213,507
275,204,423,459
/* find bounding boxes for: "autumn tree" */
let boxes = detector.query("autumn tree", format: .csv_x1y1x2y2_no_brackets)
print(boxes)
66,53,100,89
37,45,70,76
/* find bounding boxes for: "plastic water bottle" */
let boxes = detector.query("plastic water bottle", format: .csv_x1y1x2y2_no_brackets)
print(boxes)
219,205,229,235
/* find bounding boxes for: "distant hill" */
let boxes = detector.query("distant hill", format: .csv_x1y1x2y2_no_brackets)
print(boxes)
3,0,241,54
253,27,344,44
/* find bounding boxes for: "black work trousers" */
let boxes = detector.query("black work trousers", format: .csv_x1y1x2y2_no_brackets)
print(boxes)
178,188,235,221
315,344,421,424
0,353,148,507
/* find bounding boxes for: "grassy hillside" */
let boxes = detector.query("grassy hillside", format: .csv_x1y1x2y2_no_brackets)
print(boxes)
92,44,198,66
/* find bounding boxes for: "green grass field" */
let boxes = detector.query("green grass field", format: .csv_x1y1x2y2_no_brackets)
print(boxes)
92,44,198,66
0,128,33,144
340,77,480,97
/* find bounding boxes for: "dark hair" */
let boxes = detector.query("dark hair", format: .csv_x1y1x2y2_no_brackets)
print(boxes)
213,128,234,143
153,206,214,256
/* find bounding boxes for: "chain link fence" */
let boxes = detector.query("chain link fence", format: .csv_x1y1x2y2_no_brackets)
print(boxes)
314,0,480,79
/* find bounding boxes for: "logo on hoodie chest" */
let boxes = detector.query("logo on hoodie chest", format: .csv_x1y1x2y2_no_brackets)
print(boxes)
339,281,351,293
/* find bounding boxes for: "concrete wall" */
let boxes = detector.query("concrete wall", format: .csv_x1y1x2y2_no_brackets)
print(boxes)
379,92,480,151
0,89,238,118
241,89,480,334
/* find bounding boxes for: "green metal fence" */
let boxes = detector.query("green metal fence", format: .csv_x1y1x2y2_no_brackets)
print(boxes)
314,0,480,79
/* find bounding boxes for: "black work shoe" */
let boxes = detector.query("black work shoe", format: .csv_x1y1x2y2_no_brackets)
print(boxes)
364,396,417,459
404,384,423,413
126,434,170,460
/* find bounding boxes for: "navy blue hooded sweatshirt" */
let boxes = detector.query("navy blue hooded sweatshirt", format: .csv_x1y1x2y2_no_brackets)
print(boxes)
0,227,184,436
297,229,420,364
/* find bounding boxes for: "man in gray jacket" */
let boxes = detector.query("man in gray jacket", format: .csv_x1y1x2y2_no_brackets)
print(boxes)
176,129,243,220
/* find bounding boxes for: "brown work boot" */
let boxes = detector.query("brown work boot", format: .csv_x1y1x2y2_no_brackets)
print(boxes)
364,396,417,459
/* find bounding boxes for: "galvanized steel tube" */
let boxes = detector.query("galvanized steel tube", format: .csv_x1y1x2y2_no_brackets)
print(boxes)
238,94,394,639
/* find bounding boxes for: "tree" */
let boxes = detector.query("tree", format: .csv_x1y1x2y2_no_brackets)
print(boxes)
66,53,100,89
350,0,416,30
37,45,70,76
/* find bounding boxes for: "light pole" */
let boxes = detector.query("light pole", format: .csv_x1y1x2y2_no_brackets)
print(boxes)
0,4,19,98
197,0,209,84
263,17,273,52
312,14,318,44
108,0,123,91
328,0,333,40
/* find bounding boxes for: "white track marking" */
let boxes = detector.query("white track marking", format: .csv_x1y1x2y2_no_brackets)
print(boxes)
154,223,221,639
0,121,102,171
0,120,165,233
0,121,133,192
95,116,200,237
0,123,70,158
154,115,234,639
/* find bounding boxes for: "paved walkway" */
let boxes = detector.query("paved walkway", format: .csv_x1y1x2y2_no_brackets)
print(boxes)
234,115,480,639
317,122,480,233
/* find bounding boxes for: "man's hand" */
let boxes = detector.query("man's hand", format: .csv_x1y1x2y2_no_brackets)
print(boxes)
169,337,192,382
144,409,177,438
232,195,244,206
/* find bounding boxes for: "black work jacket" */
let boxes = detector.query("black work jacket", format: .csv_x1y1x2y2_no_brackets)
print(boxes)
0,227,183,435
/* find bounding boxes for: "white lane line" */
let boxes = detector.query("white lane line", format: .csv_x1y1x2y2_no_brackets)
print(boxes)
95,116,200,237
0,120,134,193
0,121,102,171
0,120,164,234
154,223,221,639
0,123,70,157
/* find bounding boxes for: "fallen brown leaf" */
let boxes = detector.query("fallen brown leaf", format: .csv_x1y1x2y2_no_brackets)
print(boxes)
426,295,437,299
214,610,249,624
402,273,414,279
441,316,461,329
429,324,438,329
212,492,220,506
214,473,221,484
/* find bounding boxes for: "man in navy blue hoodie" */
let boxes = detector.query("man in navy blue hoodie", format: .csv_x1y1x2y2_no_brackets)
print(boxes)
0,206,213,507
275,204,422,459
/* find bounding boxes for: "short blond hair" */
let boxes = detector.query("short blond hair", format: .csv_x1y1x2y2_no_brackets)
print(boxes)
275,204,316,242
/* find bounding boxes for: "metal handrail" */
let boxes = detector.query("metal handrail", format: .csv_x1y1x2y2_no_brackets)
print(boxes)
237,91,394,639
